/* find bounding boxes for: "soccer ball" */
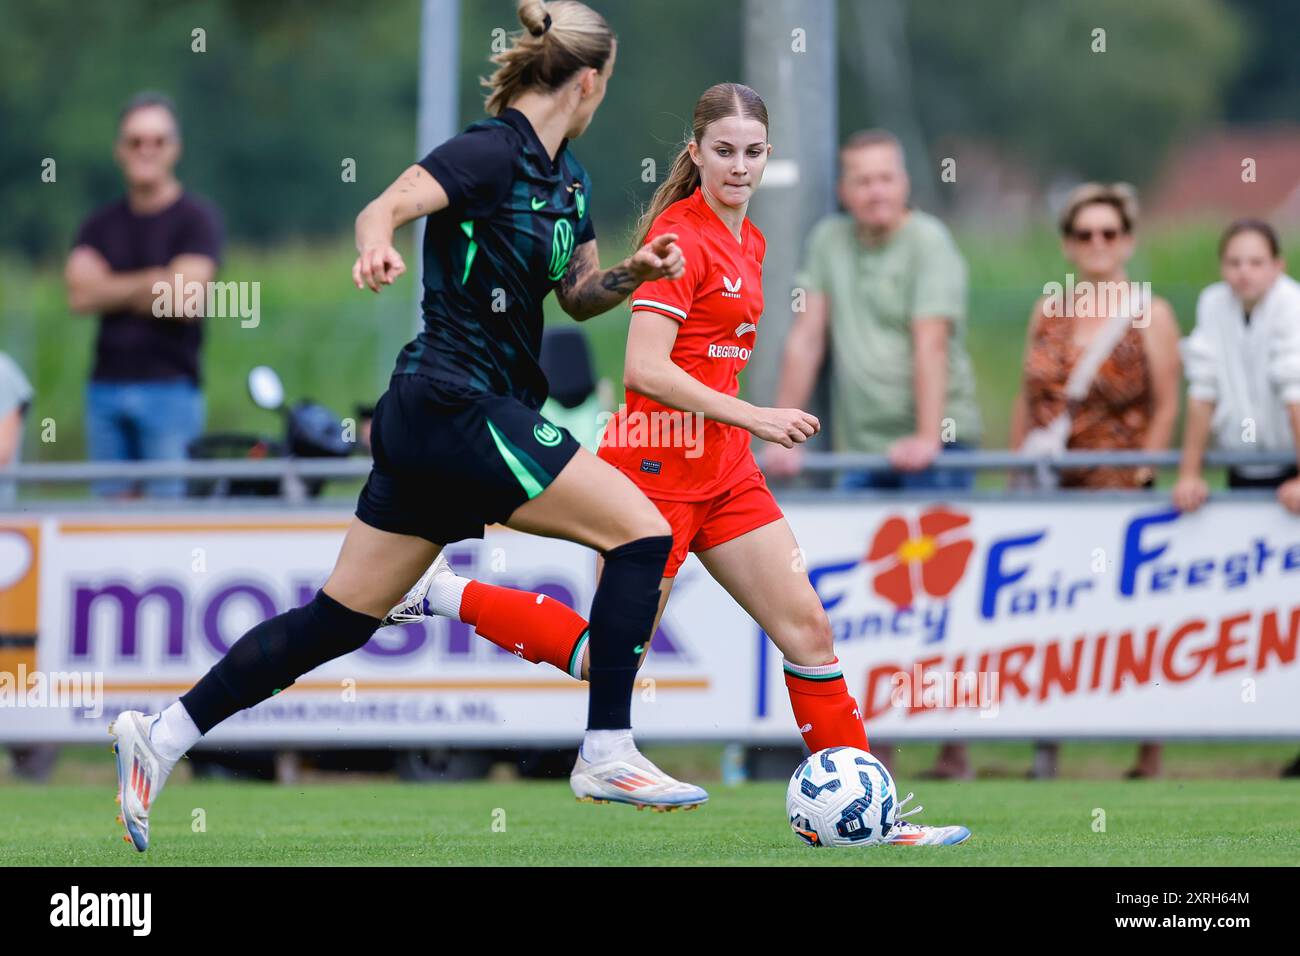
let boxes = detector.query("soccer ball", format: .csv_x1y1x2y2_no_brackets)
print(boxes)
786,746,897,847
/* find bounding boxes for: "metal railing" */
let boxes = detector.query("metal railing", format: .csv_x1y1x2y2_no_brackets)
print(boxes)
795,449,1296,472
0,448,1294,503
0,447,1289,509
0,457,371,504
1,448,1294,479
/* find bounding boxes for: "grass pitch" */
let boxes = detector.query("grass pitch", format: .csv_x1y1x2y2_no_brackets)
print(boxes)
4,777,1297,866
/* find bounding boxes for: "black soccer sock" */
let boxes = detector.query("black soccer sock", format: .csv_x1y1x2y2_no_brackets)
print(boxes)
180,589,381,735
585,534,672,730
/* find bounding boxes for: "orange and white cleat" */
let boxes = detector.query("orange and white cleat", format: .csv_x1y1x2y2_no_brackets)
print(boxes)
882,792,971,846
570,744,708,811
109,710,177,852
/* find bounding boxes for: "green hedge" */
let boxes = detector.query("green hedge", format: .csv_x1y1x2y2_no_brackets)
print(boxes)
3,222,1292,472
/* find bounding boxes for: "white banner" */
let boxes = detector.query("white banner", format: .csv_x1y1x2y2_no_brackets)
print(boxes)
1,498,1297,744
729,500,1300,739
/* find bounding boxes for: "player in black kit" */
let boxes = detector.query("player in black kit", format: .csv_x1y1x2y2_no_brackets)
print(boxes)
109,0,704,854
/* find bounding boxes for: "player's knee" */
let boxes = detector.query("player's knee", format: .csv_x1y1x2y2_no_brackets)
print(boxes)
303,589,382,660
639,503,672,541
617,504,671,545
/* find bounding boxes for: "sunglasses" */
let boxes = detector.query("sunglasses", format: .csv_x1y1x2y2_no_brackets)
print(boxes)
1069,228,1124,243
120,135,171,151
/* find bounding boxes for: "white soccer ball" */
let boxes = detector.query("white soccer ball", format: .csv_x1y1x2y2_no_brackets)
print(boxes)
786,746,897,848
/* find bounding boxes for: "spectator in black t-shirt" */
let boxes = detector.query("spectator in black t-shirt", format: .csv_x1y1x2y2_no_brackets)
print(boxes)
65,91,223,497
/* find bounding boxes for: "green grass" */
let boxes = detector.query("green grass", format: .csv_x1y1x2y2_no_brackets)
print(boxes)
4,775,1297,866
6,742,1296,864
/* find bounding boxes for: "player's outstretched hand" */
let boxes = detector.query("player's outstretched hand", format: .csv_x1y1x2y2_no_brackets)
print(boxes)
353,244,407,293
750,407,820,448
626,232,685,282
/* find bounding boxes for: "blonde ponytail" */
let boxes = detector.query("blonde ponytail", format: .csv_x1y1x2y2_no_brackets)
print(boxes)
484,1,614,116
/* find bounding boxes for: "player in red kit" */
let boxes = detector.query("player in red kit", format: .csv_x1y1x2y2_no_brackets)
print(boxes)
387,83,969,844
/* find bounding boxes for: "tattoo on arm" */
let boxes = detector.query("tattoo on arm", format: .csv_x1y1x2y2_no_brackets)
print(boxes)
600,267,636,294
561,247,595,310
558,248,592,299
559,246,641,318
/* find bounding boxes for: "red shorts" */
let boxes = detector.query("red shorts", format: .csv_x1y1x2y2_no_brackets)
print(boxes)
650,470,784,577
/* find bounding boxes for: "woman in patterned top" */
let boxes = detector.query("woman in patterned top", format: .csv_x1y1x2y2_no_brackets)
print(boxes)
1005,182,1181,782
1010,182,1181,490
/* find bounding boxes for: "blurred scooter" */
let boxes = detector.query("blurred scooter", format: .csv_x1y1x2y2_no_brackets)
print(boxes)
186,365,352,499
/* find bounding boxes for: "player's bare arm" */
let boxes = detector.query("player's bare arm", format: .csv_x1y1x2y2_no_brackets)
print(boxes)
352,164,449,293
556,232,684,321
624,309,818,447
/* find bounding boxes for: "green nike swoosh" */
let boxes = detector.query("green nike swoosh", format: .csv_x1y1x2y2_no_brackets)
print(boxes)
530,197,546,210
633,643,646,655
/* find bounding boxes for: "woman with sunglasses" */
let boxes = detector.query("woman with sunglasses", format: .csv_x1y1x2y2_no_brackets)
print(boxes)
1002,182,1181,782
1011,182,1181,491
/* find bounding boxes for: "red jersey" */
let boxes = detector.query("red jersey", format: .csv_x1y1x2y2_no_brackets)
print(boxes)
598,187,766,501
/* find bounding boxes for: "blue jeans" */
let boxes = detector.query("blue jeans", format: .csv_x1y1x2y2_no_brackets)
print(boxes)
839,441,976,492
86,380,205,497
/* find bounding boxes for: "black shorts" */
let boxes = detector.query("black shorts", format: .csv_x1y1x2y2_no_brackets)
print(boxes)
1227,465,1298,489
355,372,582,544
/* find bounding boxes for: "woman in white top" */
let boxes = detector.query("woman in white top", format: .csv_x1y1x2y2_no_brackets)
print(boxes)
1174,219,1300,513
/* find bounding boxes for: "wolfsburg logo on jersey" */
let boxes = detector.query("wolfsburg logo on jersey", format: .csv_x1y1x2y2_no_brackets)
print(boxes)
533,422,562,447
722,275,742,298
548,219,575,281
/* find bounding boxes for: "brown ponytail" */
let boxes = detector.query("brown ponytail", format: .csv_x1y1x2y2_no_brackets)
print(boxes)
635,83,769,245
483,1,614,117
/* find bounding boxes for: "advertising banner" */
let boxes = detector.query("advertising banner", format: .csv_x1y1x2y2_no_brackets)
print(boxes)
2,499,1297,745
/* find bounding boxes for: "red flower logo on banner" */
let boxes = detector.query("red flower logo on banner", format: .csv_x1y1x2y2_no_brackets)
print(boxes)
866,507,974,608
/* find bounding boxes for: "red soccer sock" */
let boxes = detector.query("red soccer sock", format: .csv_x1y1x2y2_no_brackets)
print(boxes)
783,658,870,753
459,581,589,678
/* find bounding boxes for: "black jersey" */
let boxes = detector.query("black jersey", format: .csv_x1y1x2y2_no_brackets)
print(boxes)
394,108,595,409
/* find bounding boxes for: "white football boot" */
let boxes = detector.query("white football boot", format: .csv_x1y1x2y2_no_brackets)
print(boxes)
382,551,453,626
570,744,709,811
882,791,971,846
109,710,179,852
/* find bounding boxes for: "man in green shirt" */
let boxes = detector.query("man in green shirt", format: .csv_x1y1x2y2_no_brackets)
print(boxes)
765,130,981,487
